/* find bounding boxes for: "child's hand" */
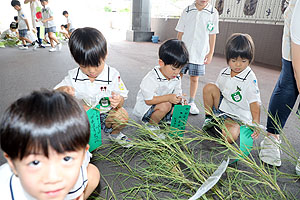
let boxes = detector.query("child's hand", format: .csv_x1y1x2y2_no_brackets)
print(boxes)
204,53,213,64
251,131,259,140
168,94,181,104
56,86,75,96
109,91,121,108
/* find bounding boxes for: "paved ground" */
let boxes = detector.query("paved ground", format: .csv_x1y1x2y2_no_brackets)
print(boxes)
1,32,300,198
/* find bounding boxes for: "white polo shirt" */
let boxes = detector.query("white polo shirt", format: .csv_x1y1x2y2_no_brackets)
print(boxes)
0,151,91,200
216,66,261,124
54,64,128,112
282,0,298,61
133,66,182,118
18,9,28,30
291,0,300,45
175,3,219,65
42,6,55,28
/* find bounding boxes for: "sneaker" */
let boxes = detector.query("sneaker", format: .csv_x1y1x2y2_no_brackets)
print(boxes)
49,47,57,52
32,43,39,51
296,157,300,175
189,102,200,115
108,132,133,148
259,136,281,167
39,44,45,48
19,46,28,50
145,123,165,139
56,43,62,51
202,117,214,131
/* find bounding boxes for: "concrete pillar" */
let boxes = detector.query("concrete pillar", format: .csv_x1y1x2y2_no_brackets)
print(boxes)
126,0,154,42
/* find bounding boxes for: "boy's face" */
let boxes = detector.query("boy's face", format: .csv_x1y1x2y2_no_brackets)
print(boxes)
41,1,48,7
64,14,68,18
80,64,105,80
195,0,209,7
159,60,182,80
5,146,88,200
13,5,21,11
228,56,250,77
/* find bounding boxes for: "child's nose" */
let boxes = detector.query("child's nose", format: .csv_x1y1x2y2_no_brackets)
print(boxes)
45,164,62,183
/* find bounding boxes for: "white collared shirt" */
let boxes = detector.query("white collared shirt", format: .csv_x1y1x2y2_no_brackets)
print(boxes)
42,5,55,28
54,64,129,112
175,3,219,65
291,0,300,45
133,66,182,118
216,66,261,123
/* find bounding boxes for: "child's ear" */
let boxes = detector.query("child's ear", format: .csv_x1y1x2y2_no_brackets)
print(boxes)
158,59,165,67
85,144,90,152
4,153,18,176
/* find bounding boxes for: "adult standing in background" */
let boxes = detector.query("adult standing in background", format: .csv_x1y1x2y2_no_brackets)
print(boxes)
290,0,300,175
259,0,299,167
24,0,44,47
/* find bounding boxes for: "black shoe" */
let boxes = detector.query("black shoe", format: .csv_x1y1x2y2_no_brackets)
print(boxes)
39,44,45,48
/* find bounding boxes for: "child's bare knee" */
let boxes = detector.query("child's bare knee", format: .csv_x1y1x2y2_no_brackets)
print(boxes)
157,102,172,113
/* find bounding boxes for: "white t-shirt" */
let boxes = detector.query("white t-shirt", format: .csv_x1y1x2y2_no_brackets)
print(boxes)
18,9,28,30
42,6,55,28
30,0,42,28
0,151,91,200
25,30,37,42
67,16,75,30
216,66,261,124
54,64,129,112
133,66,182,118
291,0,300,45
175,3,219,65
282,0,298,61
0,29,18,39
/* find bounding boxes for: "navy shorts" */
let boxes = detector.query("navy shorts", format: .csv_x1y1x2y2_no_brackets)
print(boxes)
181,63,205,76
18,29,28,37
100,112,113,134
142,105,172,123
45,26,56,34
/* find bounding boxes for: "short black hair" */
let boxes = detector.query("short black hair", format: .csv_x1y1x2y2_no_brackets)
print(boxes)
61,24,67,28
40,0,48,3
62,10,68,15
158,39,189,68
0,90,90,160
14,16,18,21
10,22,17,29
69,27,107,67
11,0,21,7
225,33,255,64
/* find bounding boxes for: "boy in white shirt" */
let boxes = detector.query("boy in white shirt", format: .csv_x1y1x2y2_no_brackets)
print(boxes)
0,22,19,46
55,27,132,148
0,90,100,200
133,39,189,138
202,33,261,143
11,0,38,50
63,10,75,37
40,0,62,52
176,0,219,115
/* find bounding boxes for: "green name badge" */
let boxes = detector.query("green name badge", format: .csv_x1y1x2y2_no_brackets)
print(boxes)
86,105,102,151
170,105,191,137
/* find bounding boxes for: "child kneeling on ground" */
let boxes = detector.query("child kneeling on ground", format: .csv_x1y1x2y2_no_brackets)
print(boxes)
133,39,189,139
0,90,100,199
55,27,131,148
202,33,261,143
